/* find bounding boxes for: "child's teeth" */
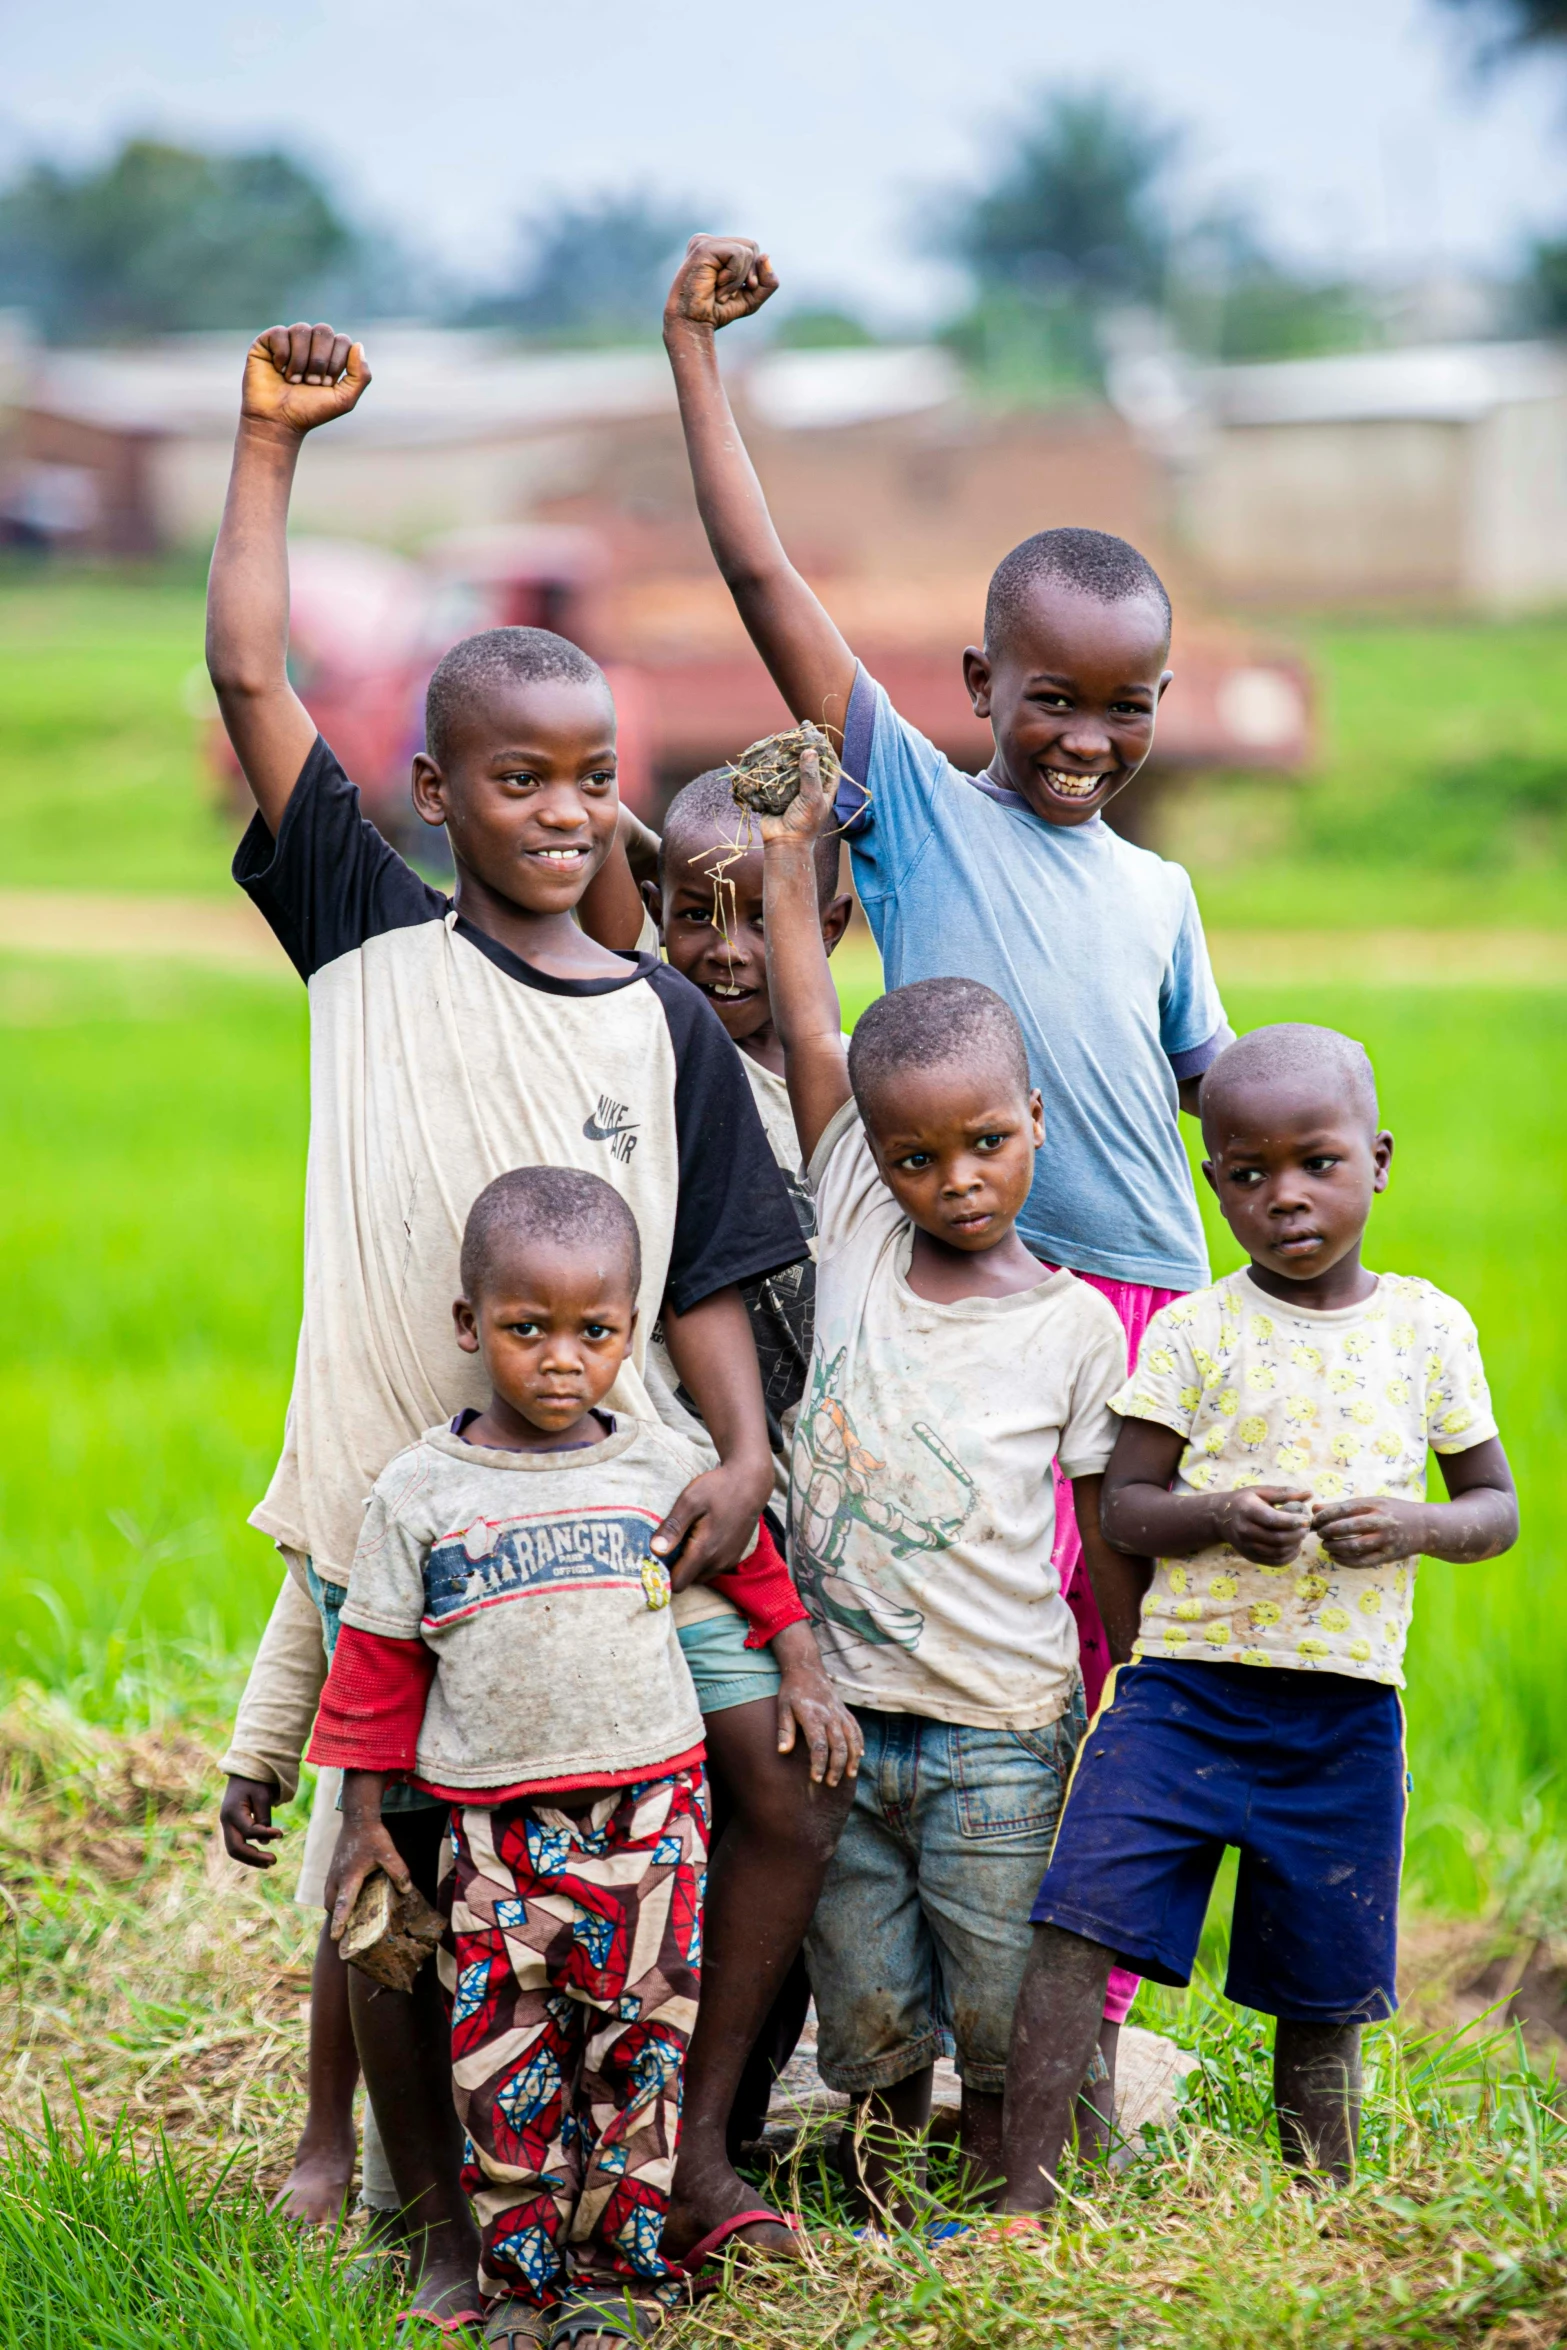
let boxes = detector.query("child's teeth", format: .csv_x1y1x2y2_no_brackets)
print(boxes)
1047,770,1100,796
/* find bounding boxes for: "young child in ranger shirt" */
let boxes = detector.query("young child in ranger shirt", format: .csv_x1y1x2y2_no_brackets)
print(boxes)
1001,1025,1519,2212
312,1167,785,2337
205,321,819,2311
755,750,1134,2215
579,768,862,2175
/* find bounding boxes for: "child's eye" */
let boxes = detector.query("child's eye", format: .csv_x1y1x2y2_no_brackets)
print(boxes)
583,770,616,792
1303,1156,1340,1175
582,1323,612,1340
501,770,540,791
896,1151,934,1172
1229,1169,1265,1188
974,1132,1008,1153
507,1319,542,1336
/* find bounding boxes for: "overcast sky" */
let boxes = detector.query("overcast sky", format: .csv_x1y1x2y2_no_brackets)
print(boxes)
6,0,1567,321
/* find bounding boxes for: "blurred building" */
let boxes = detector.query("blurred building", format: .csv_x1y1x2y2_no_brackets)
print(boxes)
1172,342,1567,611
3,325,1310,822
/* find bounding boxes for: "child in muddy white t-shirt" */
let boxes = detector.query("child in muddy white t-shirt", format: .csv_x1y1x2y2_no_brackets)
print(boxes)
755,748,1135,2215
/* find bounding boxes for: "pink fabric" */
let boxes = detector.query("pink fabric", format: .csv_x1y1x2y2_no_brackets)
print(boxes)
1046,1270,1185,2029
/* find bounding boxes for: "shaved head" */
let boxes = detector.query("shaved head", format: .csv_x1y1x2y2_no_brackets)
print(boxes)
460,1165,641,1300
849,977,1030,1120
1201,1024,1379,1138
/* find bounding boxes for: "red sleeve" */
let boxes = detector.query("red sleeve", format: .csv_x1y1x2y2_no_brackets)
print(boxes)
306,1622,436,1774
709,1517,808,1649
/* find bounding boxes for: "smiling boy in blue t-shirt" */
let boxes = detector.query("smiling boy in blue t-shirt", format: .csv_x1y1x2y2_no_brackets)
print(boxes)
660,234,1231,1800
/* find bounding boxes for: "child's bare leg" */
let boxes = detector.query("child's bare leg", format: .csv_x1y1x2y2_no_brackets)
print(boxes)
350,1959,478,2311
662,1696,852,2260
1274,2020,1361,2184
839,2065,933,2228
1071,2017,1122,2169
956,2085,1005,2202
999,1926,1116,2213
272,1916,359,2223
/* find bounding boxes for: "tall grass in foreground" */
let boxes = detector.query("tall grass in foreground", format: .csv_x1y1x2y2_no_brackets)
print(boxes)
0,2002,1558,2350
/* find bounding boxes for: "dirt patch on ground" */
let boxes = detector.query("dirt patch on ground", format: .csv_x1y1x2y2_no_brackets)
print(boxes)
1401,1910,1567,2063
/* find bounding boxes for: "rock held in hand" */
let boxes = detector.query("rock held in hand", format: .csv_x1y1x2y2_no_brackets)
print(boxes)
728,721,842,816
340,1868,445,1993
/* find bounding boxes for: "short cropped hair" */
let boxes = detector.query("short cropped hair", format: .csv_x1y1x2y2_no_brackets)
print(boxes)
1201,1024,1379,1134
848,977,1030,1115
460,1165,641,1299
425,628,607,767
984,527,1172,657
661,768,841,904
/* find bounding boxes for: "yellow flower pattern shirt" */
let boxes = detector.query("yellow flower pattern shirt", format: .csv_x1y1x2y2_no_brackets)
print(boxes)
1111,1269,1496,1687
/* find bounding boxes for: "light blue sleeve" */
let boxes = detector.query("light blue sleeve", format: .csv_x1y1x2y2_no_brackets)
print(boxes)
1159,872,1231,1075
836,666,950,909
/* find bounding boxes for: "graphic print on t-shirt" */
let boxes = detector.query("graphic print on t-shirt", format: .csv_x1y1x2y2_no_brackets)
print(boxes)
425,1505,673,1627
790,1345,978,1663
582,1094,641,1164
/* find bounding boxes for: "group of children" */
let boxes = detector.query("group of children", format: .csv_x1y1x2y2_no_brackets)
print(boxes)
214,242,1519,2348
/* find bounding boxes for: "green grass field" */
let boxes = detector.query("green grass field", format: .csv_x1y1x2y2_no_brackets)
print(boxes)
0,944,1560,1914
3,570,1567,2341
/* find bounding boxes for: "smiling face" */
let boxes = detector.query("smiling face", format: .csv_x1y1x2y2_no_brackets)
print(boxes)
454,1235,637,1438
962,581,1172,829
411,673,621,914
860,1058,1044,1253
1201,1079,1394,1297
654,826,851,1049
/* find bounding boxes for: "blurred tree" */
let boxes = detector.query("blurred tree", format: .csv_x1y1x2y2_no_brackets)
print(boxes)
0,139,355,342
935,90,1181,400
470,193,707,339
1525,235,1567,324
948,90,1178,307
1440,0,1567,54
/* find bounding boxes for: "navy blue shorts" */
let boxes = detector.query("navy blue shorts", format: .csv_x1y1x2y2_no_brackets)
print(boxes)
1031,1659,1406,2023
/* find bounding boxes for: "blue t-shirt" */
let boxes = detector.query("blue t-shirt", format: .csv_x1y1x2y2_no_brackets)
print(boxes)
838,668,1229,1294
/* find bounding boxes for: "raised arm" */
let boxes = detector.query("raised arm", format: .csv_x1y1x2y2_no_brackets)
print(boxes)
664,238,858,742
760,747,853,1165
206,322,371,836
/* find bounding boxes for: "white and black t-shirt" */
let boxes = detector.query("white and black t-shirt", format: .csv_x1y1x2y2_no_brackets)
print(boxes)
237,739,805,1582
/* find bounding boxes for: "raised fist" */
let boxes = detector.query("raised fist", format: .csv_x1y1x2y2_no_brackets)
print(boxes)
665,235,779,333
241,321,371,436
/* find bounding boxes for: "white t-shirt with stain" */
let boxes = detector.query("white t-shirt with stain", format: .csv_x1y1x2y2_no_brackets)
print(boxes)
790,1101,1126,1729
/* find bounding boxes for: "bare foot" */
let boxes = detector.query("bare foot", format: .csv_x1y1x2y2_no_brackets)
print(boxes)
402,2250,486,2327
661,2147,796,2264
270,2128,356,2226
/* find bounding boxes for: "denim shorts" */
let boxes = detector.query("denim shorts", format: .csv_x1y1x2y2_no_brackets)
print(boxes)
805,1690,1087,2096
676,1609,783,1716
306,1561,443,1817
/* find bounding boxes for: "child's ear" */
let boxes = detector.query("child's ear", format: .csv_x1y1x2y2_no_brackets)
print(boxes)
820,893,854,956
453,1298,481,1354
1199,1158,1218,1197
1372,1130,1394,1193
640,879,664,932
1028,1087,1045,1148
962,646,994,720
412,753,449,830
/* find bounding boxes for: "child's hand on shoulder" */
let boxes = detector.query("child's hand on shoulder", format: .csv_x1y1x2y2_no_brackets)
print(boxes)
770,1622,862,1787
665,234,778,334
1215,1485,1313,1566
241,322,370,438
1312,1494,1426,1569
652,1455,775,1586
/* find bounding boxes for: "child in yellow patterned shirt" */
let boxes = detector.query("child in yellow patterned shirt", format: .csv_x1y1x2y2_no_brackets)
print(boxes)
999,1022,1518,2207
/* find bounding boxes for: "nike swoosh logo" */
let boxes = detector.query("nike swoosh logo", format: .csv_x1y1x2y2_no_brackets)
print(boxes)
583,1113,636,1143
